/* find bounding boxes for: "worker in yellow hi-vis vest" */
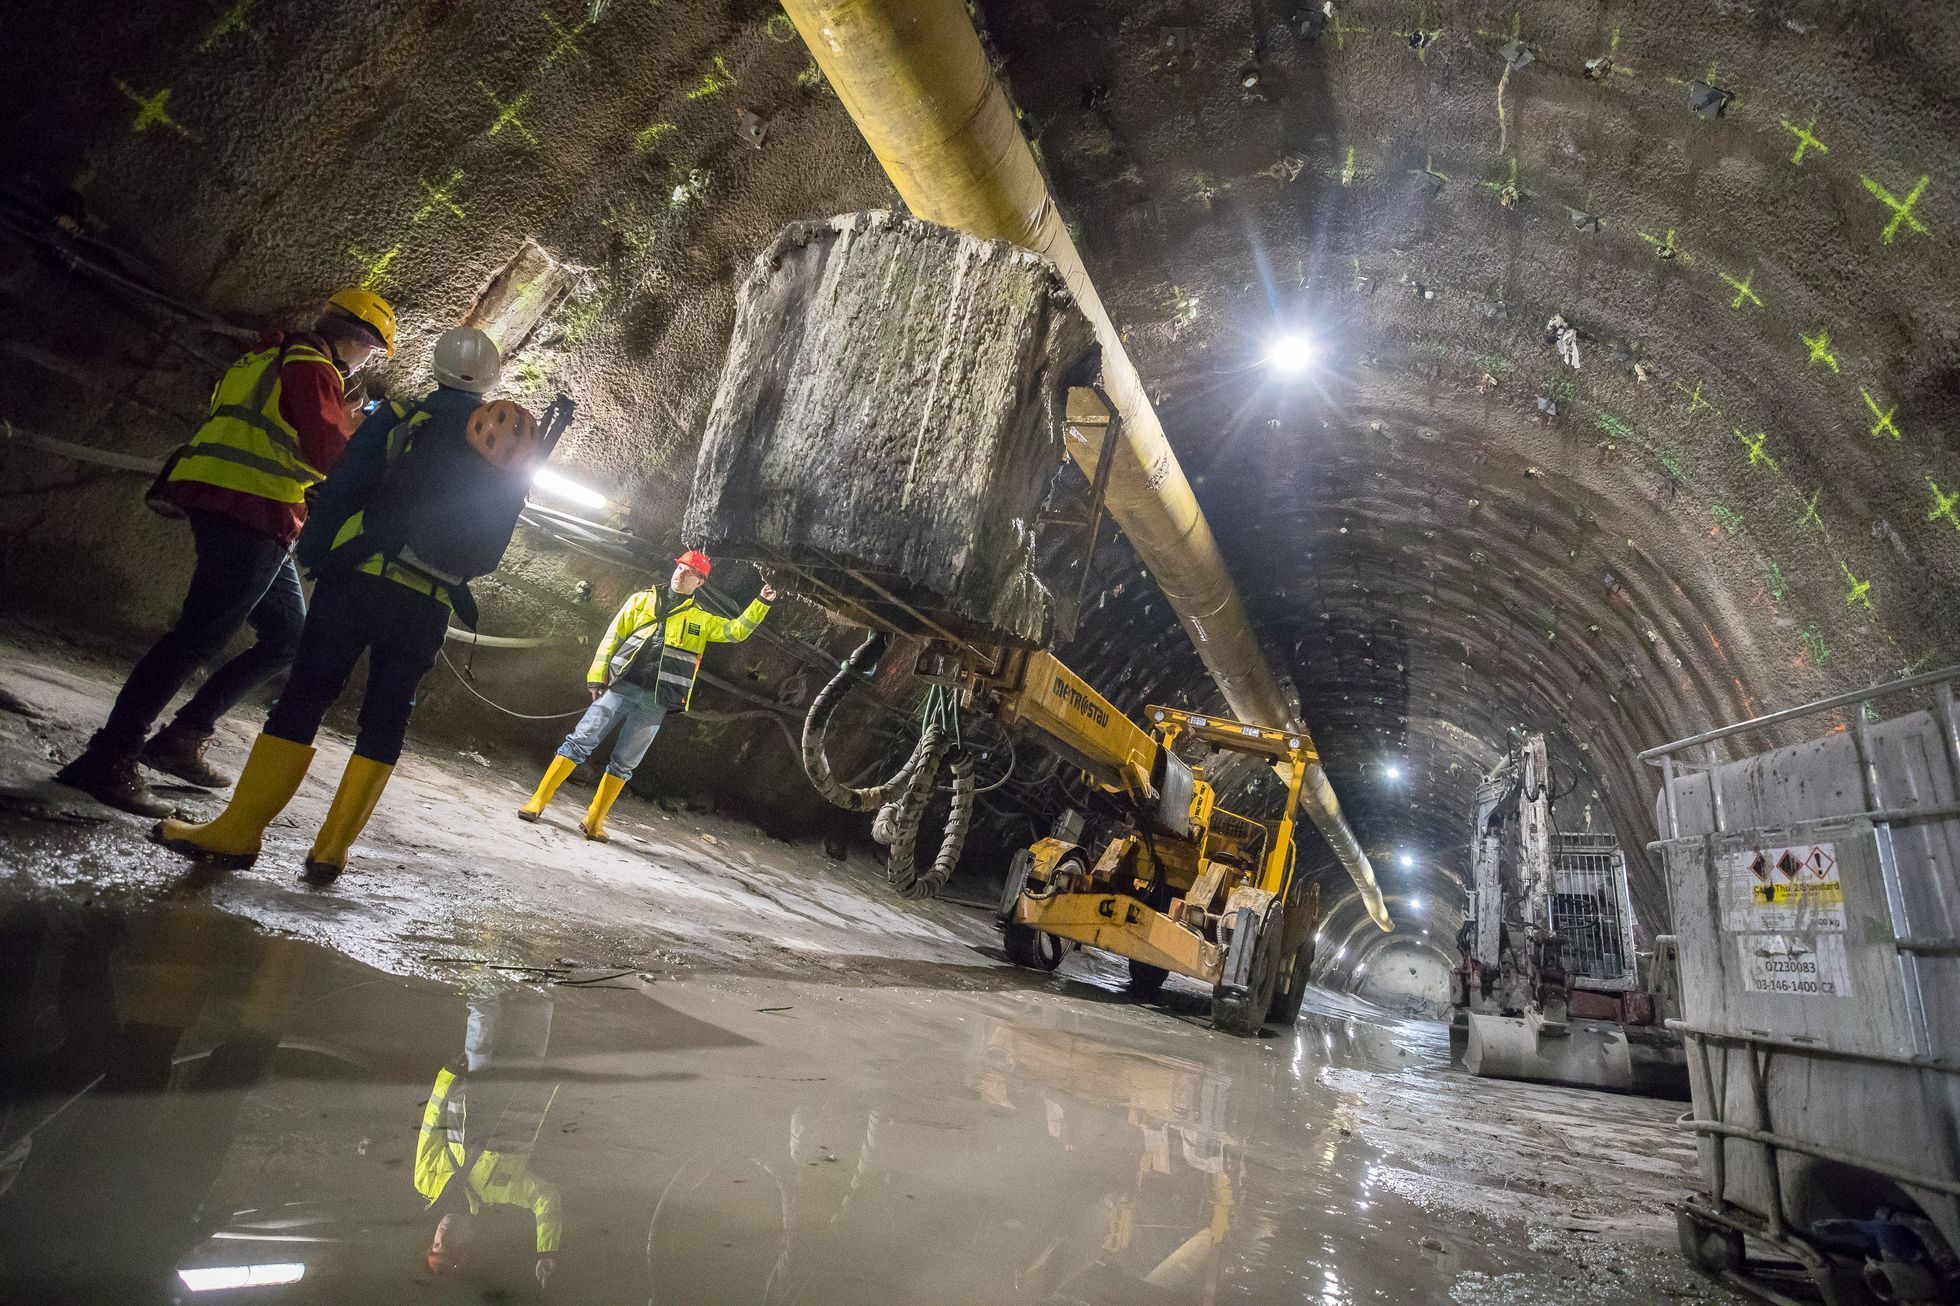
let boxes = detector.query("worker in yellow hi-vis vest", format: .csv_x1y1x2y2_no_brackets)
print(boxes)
56,288,397,817
517,551,774,841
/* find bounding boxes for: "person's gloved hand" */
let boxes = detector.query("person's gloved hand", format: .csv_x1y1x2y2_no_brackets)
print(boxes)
590,684,606,702
760,583,778,602
535,1256,557,1287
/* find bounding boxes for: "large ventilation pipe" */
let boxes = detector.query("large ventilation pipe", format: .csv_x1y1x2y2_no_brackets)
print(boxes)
783,0,1390,932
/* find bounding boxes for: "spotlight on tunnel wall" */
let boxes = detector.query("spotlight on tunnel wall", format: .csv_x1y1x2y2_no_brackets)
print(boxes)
1408,896,1424,911
532,466,610,512
1264,332,1318,373
1382,762,1403,782
1398,852,1414,869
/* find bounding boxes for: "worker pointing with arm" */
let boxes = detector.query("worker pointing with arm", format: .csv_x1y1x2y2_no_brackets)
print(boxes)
517,553,775,841
56,289,396,816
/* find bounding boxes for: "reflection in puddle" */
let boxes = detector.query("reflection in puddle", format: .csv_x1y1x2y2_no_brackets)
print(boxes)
0,899,1700,1304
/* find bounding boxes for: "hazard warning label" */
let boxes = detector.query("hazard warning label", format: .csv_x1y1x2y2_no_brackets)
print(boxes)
1720,842,1844,933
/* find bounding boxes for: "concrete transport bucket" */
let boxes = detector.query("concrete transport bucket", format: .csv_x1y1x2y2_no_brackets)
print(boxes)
682,211,1097,649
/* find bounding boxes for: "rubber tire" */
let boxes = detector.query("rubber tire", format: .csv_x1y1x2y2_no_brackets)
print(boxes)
1212,908,1284,1037
1266,933,1317,1026
1004,923,1064,971
1128,959,1169,1000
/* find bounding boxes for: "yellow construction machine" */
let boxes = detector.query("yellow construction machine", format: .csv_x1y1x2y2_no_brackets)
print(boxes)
799,635,1321,1036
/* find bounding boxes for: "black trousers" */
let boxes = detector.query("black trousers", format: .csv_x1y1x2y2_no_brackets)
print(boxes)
97,510,306,754
263,570,449,765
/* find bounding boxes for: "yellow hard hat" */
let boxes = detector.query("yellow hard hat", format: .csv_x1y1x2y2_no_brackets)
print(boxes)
325,287,398,355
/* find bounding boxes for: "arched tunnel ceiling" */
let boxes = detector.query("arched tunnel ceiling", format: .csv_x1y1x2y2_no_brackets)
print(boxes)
991,0,1960,944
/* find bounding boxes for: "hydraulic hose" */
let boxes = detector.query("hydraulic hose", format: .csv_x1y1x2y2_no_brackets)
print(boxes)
801,633,928,812
885,746,975,900
878,736,947,894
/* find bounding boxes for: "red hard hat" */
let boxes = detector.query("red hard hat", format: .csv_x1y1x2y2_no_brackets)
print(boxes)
675,549,713,578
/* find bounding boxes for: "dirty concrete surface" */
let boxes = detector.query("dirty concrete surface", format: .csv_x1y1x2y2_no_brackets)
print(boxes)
0,642,1728,1304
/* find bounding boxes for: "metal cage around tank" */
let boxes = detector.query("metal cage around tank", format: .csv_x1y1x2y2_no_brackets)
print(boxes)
1548,832,1639,990
1641,663,1960,1298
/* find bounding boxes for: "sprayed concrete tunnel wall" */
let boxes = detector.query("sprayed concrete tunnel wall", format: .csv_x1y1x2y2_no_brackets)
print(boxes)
0,0,898,828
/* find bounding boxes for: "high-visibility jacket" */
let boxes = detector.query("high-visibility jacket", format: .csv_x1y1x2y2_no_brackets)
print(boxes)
414,1067,563,1254
590,587,770,710
168,337,343,510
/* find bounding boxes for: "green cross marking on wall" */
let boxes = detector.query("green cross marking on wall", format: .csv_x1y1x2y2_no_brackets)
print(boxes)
479,82,538,146
115,81,190,138
1718,266,1762,310
1480,156,1522,202
1711,504,1745,534
687,54,737,100
1409,153,1450,192
634,120,676,152
1675,379,1714,416
1840,563,1872,610
1327,11,1370,49
1779,116,1828,166
1395,7,1443,62
1639,227,1692,263
1798,487,1824,531
1800,628,1832,666
349,243,400,291
199,0,257,51
1929,479,1960,533
1735,428,1777,471
1860,388,1900,440
541,11,587,66
412,168,465,223
1801,328,1840,373
1861,173,1930,245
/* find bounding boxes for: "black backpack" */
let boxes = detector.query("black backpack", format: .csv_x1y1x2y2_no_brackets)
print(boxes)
353,394,574,585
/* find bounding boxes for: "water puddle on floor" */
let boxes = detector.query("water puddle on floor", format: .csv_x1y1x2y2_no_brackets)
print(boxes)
0,896,1701,1304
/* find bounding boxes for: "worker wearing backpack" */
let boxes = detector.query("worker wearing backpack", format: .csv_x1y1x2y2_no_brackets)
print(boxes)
153,326,550,884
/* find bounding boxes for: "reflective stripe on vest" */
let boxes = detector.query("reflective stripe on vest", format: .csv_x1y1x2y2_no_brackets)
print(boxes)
330,406,454,607
168,343,337,504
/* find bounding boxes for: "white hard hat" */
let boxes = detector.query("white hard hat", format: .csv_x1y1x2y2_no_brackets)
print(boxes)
432,326,502,393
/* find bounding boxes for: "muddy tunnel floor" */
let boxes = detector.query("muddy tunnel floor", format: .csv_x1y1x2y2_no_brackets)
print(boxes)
0,637,1729,1305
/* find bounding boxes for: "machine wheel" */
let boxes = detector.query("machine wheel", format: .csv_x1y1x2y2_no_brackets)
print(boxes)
1212,908,1284,1037
1128,959,1169,1000
1004,923,1064,971
1266,933,1317,1026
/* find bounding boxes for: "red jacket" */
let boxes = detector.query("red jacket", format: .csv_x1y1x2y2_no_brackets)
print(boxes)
164,331,356,545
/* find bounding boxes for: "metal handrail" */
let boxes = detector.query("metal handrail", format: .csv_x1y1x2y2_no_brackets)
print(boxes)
1639,664,1960,764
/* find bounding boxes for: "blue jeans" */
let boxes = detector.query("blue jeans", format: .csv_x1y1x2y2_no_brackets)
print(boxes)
558,685,668,779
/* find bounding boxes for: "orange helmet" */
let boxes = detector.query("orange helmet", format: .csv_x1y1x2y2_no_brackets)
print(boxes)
466,399,542,471
675,549,712,578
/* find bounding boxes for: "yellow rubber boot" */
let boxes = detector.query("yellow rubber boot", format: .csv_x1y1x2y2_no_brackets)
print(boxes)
518,755,576,823
301,754,394,885
152,734,315,867
581,773,627,842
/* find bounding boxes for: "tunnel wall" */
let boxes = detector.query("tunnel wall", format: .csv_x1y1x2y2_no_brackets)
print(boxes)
0,0,896,830
1353,941,1453,1019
